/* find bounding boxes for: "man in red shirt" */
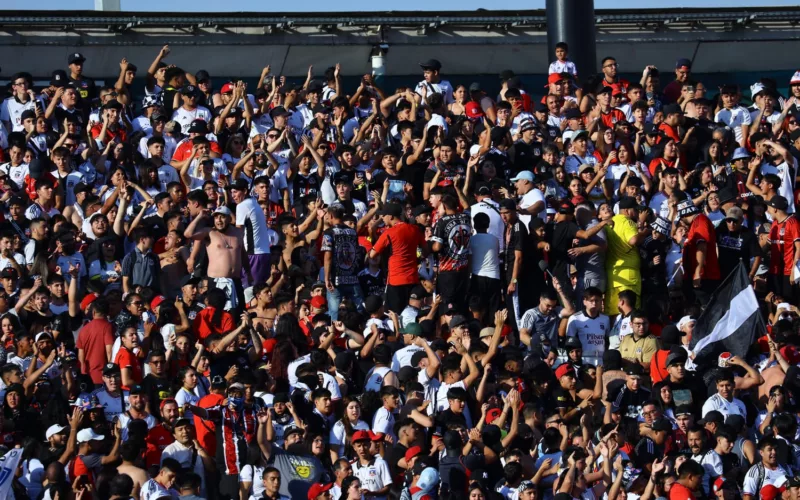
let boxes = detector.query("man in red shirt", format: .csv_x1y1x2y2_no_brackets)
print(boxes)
145,398,179,468
767,195,800,298
659,104,682,143
169,119,222,169
595,86,626,129
369,203,429,314
669,459,703,500
193,375,227,456
663,58,693,104
600,56,631,95
90,100,127,146
75,298,114,385
677,198,721,306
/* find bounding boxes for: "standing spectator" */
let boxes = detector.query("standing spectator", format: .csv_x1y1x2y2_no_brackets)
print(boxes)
766,195,800,298
603,196,647,315
121,227,161,294
321,205,364,320
76,298,114,385
430,194,472,313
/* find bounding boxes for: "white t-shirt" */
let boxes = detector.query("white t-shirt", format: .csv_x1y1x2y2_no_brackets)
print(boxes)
171,106,212,134
236,197,272,255
0,162,29,190
0,253,25,270
743,463,789,495
391,345,424,373
287,353,311,389
518,188,547,226
330,419,369,456
714,106,752,144
90,387,131,420
702,393,747,421
174,386,206,418
240,464,266,499
414,79,454,104
471,200,505,253
161,440,207,496
1,97,38,132
117,411,157,441
470,232,501,279
565,311,610,365
371,407,397,442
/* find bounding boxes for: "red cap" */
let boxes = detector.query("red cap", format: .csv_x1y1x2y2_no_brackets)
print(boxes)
465,101,484,119
80,293,99,311
368,431,384,442
151,295,167,311
781,346,800,364
307,483,333,500
761,484,786,500
404,445,422,462
545,73,566,86
555,364,575,379
220,82,234,94
486,408,503,424
352,430,371,442
310,296,327,309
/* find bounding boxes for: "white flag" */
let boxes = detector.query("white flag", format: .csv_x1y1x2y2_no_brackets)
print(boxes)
0,448,23,498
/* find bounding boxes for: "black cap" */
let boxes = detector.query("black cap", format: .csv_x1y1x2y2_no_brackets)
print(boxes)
725,414,745,433
364,295,383,315
767,195,789,211
468,82,481,92
499,69,515,81
187,119,208,134
180,275,200,288
102,100,123,111
306,80,323,93
174,417,192,428
230,178,249,191
666,346,688,367
181,85,198,96
564,108,582,120
102,363,121,376
624,364,644,377
68,52,86,64
20,109,35,122
660,325,681,346
377,203,403,218
50,70,68,88
0,268,18,280
419,59,442,71
72,182,91,195
332,171,353,186
129,384,145,395
534,102,548,113
195,70,211,83
674,404,693,416
643,123,659,135
412,205,431,217
564,336,582,350
595,85,613,96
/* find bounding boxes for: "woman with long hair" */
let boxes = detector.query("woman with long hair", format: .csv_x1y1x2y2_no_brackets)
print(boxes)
448,85,468,116
173,366,207,418
138,162,161,197
222,134,246,171
652,381,676,425
305,432,334,473
592,127,617,165
330,397,370,459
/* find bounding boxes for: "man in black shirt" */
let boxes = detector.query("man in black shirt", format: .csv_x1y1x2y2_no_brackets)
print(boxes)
550,200,579,298
715,206,761,280
142,350,172,417
610,364,652,421
508,120,543,173
431,195,472,314
499,199,529,328
640,216,672,307
67,52,96,107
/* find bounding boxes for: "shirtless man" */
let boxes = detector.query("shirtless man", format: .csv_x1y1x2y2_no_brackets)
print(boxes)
184,206,249,312
117,441,149,499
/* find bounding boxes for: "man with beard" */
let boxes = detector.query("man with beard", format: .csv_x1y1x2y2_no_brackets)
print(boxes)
688,426,712,496
146,398,180,466
117,385,157,441
184,206,247,312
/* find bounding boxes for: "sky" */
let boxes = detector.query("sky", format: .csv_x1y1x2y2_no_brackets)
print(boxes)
3,0,800,11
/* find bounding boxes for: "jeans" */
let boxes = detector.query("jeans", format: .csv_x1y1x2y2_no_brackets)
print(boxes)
327,283,365,321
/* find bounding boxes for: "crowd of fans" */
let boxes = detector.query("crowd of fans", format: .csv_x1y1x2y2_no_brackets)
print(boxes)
1,40,800,500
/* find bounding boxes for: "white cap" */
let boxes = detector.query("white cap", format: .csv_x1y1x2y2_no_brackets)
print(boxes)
791,71,800,85
750,82,765,97
777,302,792,313
677,315,696,331
35,331,53,343
562,129,575,143
469,144,481,157
45,424,68,440
77,428,105,444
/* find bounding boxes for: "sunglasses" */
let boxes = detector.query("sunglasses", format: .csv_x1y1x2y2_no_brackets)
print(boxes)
267,134,279,139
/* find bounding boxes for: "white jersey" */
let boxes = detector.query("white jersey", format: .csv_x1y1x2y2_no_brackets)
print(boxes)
117,411,157,441
141,478,176,500
702,393,747,421
0,162,29,190
352,456,393,500
549,59,578,77
372,406,397,442
1,96,38,132
415,79,454,104
471,199,505,253
329,419,369,456
743,463,789,495
714,106,752,145
90,388,131,420
565,312,610,365
391,345,423,373
364,366,392,393
171,105,212,135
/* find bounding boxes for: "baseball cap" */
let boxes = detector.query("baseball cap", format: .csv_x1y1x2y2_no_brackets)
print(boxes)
449,315,468,329
180,85,198,96
624,364,644,377
103,363,121,376
546,73,567,86
518,480,536,494
151,295,167,311
725,206,744,222
666,347,688,367
220,82,235,95
731,147,751,162
663,104,683,116
674,404,693,417
80,293,99,311
229,178,250,191
564,108,582,120
187,119,208,134
572,130,589,141
0,268,18,280
129,384,145,396
352,430,371,442
409,285,430,300
50,70,68,88
180,275,200,288
404,445,422,463
419,59,442,71
284,425,303,440
510,171,535,182
269,106,289,118
677,315,696,331
499,69,515,81
468,82,482,92
676,58,692,70
45,424,68,440
479,327,495,339
577,163,594,175
77,428,104,444
465,102,484,119
768,195,789,211
307,483,333,500
310,296,327,309
564,336,582,350
791,71,800,85
213,206,233,217
35,331,53,343
68,53,86,64
618,196,638,210
555,363,575,379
